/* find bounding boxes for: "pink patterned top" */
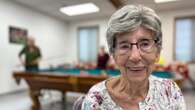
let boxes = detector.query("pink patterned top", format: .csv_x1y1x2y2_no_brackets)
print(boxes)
81,75,186,110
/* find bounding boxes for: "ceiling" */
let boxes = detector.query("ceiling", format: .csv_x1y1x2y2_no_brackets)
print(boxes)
9,0,195,22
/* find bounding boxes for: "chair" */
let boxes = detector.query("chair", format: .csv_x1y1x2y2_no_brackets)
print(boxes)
72,95,85,110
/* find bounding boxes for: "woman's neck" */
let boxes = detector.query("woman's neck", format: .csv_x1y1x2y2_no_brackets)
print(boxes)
121,76,149,98
107,76,149,103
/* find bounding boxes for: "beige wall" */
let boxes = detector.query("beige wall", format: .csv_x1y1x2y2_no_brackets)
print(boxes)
159,8,195,82
159,8,195,64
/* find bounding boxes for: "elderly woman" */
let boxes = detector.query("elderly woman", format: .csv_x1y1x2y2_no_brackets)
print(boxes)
81,5,186,110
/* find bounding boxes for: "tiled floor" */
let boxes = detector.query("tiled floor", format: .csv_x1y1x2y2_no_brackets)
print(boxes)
182,89,195,110
0,89,194,110
0,90,82,110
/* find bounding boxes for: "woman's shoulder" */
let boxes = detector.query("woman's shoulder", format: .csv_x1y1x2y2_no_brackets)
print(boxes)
148,76,186,109
87,80,107,95
149,75,182,95
82,77,121,110
150,75,176,86
87,76,119,94
81,80,109,109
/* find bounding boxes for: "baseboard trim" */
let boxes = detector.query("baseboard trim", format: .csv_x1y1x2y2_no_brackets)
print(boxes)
0,89,28,97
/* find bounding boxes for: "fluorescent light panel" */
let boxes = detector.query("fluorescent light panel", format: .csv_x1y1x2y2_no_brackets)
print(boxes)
60,3,99,16
154,0,179,3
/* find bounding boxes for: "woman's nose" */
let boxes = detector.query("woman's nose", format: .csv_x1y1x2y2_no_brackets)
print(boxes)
128,45,141,62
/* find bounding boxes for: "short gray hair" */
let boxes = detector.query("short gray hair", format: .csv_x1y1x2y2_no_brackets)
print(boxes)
106,4,162,54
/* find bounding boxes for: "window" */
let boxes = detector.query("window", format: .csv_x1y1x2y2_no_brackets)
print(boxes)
78,26,98,62
175,17,195,62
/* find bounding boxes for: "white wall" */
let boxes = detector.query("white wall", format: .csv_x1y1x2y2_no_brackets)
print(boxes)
0,0,69,94
159,8,195,81
159,8,195,82
159,8,195,64
68,19,109,62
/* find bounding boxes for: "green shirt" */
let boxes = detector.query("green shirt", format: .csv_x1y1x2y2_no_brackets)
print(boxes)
19,45,41,66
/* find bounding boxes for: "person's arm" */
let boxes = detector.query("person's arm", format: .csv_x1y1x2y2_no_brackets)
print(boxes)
18,46,26,65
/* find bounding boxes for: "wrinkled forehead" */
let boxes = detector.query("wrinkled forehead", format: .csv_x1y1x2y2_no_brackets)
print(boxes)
115,27,155,43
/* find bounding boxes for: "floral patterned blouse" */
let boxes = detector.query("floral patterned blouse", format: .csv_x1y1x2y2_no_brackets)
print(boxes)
81,75,186,110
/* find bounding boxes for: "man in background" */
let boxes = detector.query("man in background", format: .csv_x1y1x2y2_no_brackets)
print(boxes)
97,46,109,69
19,37,42,71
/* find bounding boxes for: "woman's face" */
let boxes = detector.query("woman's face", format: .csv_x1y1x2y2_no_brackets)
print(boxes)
113,27,160,83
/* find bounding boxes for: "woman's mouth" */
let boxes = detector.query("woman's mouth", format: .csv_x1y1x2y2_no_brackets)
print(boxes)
128,66,145,70
126,66,146,76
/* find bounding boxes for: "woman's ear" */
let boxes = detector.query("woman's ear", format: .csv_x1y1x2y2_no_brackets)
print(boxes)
112,53,116,61
155,53,160,63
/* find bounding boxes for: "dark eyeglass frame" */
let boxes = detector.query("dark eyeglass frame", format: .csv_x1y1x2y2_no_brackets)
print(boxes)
115,39,159,55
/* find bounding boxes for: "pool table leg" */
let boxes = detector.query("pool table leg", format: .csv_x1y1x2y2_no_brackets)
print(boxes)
62,92,66,102
29,89,41,110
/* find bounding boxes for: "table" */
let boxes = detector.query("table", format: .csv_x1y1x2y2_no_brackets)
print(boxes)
13,68,181,110
13,68,114,110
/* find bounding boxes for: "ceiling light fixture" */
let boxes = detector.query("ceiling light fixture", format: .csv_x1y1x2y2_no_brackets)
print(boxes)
154,0,179,3
60,3,99,16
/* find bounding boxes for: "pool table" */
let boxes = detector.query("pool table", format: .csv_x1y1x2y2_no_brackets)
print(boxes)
13,68,182,110
13,68,114,110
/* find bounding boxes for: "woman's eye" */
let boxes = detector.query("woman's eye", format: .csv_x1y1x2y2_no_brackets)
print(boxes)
119,44,129,49
141,42,150,46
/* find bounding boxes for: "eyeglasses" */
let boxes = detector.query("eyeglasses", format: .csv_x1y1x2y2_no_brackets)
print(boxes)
115,39,158,55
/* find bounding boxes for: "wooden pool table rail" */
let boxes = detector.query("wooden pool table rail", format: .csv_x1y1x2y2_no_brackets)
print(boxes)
13,71,107,110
